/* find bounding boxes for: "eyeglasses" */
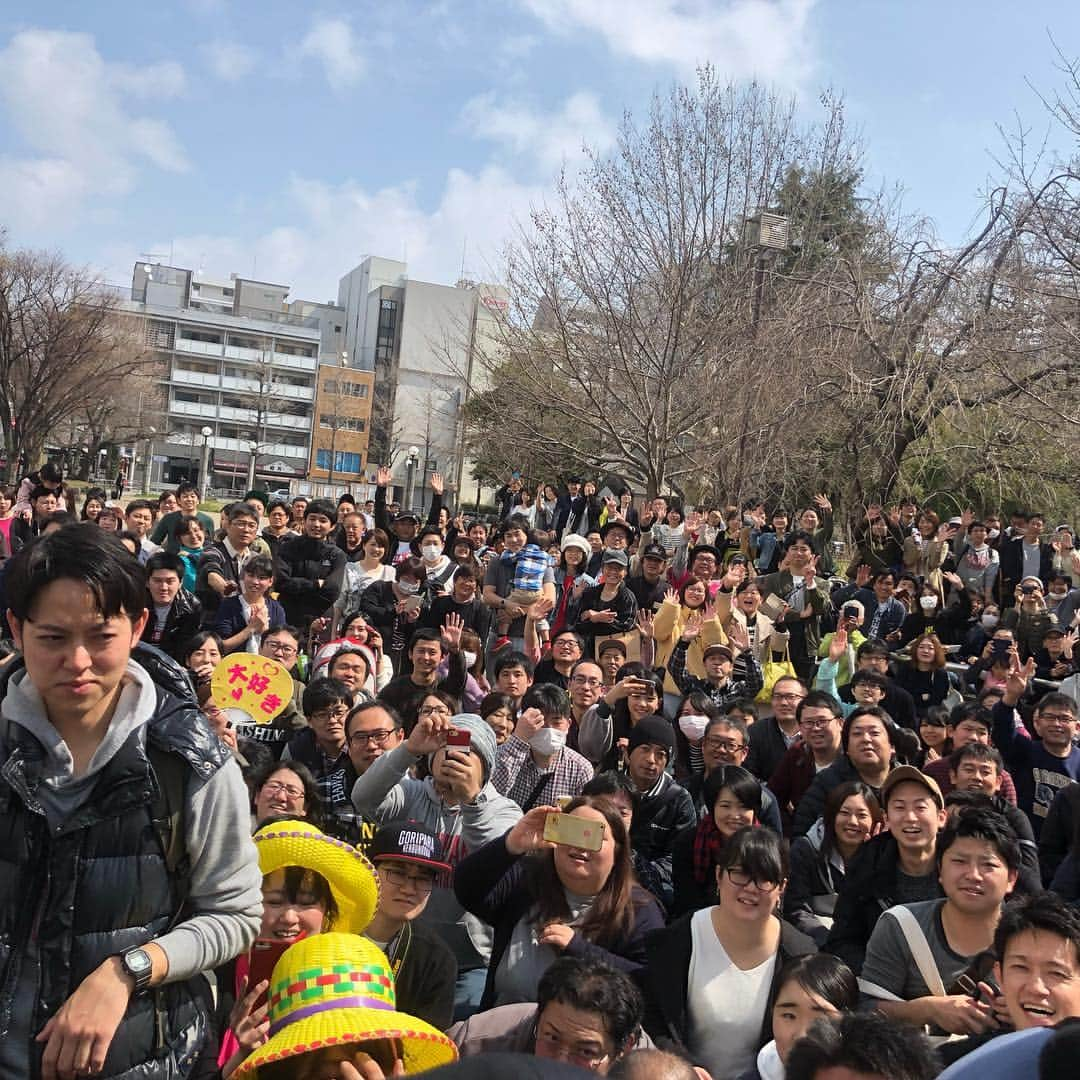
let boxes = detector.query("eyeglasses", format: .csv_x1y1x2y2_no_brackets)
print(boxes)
311,707,348,723
1039,712,1077,724
571,675,602,687
726,868,780,891
264,641,298,657
380,866,436,893
704,738,745,753
348,729,398,747
772,692,806,702
799,717,835,729
419,703,452,717
534,1030,611,1070
260,780,305,800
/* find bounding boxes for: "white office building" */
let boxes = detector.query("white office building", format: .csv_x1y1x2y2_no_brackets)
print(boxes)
336,256,507,511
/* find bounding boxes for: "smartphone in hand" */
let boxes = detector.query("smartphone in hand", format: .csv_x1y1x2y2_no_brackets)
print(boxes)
445,728,472,756
543,812,604,852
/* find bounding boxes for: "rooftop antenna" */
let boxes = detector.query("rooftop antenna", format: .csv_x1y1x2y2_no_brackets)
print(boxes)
138,251,168,278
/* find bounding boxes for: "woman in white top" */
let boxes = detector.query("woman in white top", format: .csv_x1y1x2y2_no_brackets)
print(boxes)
332,527,397,634
641,828,816,1080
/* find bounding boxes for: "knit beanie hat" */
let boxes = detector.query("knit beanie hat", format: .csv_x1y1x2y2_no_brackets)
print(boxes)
627,714,675,758
431,713,498,783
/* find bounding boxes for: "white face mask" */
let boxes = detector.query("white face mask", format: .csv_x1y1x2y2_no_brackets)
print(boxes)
529,727,566,756
398,580,420,595
1048,592,1068,603
678,714,710,742
919,596,938,611
462,650,478,669
988,528,1000,540
421,543,442,561
981,613,999,629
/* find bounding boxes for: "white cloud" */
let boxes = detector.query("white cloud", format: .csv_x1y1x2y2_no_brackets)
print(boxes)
0,29,189,227
201,40,258,81
133,165,545,302
110,59,187,97
461,91,615,174
520,0,817,85
299,17,365,90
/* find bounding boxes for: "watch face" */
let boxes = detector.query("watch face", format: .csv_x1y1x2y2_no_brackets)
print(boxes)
125,949,152,975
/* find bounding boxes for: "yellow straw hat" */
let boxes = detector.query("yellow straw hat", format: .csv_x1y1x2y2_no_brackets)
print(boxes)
233,933,458,1077
253,821,379,935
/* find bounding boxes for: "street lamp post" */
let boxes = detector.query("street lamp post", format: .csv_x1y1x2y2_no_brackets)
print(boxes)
404,445,420,513
199,426,213,501
143,427,156,494
246,440,258,492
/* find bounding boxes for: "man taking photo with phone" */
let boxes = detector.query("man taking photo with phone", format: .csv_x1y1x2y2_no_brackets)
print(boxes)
351,708,521,1017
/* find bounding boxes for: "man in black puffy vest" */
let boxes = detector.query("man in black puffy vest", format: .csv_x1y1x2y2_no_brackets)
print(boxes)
0,525,262,1078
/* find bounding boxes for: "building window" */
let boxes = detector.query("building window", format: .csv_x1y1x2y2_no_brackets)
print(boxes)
376,299,397,363
323,380,369,398
173,390,213,404
319,415,366,432
316,450,362,473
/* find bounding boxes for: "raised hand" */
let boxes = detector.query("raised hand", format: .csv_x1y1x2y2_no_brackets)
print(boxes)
376,465,392,488
505,805,561,856
681,610,705,642
828,626,848,663
228,975,271,1053
726,618,750,654
663,587,679,605
855,563,872,588
804,554,819,583
405,711,449,756
813,493,832,513
636,609,655,640
430,471,444,495
514,707,546,742
721,563,747,589
1004,655,1036,707
440,611,464,652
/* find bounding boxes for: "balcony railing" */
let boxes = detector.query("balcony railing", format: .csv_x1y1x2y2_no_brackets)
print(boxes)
176,337,224,357
169,398,312,430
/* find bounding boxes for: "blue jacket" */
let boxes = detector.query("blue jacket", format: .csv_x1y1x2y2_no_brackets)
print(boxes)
213,595,286,651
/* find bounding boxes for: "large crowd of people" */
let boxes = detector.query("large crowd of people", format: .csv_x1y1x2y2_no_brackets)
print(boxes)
1,462,1080,1080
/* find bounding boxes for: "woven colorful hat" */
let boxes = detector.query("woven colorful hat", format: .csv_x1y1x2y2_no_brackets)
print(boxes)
253,821,379,936
233,933,458,1077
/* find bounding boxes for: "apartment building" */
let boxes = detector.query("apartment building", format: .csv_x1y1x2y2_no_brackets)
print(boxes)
118,263,354,494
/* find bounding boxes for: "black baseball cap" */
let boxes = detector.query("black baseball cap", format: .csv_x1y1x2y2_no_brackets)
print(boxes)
369,822,450,872
640,543,667,561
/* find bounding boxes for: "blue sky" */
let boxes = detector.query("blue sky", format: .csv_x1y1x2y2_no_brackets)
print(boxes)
2,1,1079,301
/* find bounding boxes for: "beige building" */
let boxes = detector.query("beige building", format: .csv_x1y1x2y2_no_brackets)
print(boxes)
307,364,376,491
